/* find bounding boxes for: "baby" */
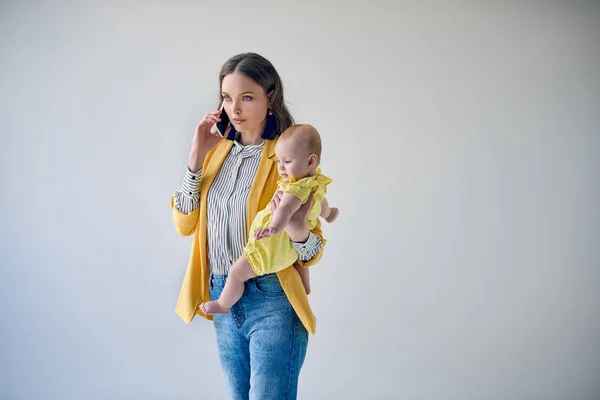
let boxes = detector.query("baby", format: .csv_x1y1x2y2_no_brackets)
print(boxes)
201,124,339,315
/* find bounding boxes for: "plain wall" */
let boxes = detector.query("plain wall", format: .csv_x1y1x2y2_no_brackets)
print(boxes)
1,1,599,399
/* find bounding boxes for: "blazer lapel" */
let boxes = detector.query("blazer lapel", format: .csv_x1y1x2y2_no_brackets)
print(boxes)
247,139,277,229
199,139,234,205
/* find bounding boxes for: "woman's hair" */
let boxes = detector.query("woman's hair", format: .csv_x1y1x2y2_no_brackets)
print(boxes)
218,53,294,139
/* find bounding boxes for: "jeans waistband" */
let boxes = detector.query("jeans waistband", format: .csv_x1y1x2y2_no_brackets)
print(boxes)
210,272,278,284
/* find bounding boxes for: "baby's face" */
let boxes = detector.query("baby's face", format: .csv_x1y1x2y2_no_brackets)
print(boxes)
275,138,313,181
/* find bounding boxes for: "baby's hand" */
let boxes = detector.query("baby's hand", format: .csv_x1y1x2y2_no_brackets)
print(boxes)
325,207,339,223
254,226,278,240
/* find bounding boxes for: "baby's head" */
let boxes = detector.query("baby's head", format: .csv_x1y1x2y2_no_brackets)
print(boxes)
275,124,322,181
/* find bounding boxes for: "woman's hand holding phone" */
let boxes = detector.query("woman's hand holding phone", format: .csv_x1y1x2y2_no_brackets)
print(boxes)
188,109,228,173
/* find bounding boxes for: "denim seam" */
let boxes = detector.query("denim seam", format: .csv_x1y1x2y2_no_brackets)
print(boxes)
284,311,298,400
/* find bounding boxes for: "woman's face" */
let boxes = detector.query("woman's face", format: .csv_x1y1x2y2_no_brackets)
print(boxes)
221,72,270,134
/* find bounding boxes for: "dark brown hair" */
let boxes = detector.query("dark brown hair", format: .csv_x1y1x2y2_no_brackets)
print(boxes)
218,53,294,139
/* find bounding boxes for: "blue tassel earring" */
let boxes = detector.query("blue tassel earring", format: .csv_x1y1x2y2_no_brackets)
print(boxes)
226,123,237,141
261,107,277,140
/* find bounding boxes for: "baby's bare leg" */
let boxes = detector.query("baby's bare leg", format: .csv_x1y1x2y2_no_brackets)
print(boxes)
294,262,311,295
201,256,256,314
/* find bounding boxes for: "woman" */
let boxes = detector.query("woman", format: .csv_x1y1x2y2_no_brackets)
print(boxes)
170,53,326,399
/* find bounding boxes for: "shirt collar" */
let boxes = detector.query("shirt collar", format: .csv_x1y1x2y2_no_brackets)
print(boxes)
231,133,265,156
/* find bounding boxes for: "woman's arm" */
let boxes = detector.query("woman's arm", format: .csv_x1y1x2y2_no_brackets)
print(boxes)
171,141,210,237
171,111,224,236
292,232,323,262
272,192,326,266
171,167,202,237
173,168,202,215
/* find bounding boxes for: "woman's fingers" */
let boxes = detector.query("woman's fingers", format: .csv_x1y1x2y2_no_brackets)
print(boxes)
203,115,220,124
297,193,313,216
270,191,283,213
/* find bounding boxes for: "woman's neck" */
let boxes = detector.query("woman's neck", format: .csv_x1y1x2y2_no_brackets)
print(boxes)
238,120,267,146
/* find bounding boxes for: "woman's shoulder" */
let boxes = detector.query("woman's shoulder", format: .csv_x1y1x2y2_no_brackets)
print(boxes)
204,138,234,163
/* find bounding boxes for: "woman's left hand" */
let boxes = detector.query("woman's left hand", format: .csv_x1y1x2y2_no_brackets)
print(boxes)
271,191,313,242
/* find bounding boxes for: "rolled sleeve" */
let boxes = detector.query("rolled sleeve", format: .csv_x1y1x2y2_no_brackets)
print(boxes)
292,231,323,262
173,167,202,215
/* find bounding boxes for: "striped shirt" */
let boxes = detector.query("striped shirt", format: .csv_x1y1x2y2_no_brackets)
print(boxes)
173,139,323,275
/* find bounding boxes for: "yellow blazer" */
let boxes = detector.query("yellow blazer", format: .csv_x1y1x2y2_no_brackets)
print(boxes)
170,137,326,334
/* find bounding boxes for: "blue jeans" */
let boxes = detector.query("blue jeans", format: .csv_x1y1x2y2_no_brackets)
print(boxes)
209,273,309,400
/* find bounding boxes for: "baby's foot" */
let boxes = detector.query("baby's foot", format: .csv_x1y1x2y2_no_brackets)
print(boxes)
325,207,339,223
200,301,230,315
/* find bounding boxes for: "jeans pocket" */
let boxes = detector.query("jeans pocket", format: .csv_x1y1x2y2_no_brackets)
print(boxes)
252,274,286,297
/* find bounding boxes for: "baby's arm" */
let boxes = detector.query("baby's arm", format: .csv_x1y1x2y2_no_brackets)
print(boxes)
320,197,339,223
255,192,302,239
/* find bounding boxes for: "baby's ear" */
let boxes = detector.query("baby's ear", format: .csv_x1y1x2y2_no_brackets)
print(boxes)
308,154,318,167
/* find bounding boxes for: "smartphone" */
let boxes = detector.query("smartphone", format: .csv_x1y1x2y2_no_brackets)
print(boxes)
214,104,230,137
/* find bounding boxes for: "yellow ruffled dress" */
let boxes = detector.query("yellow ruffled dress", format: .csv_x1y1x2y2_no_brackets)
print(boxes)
244,169,333,276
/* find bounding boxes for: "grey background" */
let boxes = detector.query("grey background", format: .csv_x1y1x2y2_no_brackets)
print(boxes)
1,1,599,399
